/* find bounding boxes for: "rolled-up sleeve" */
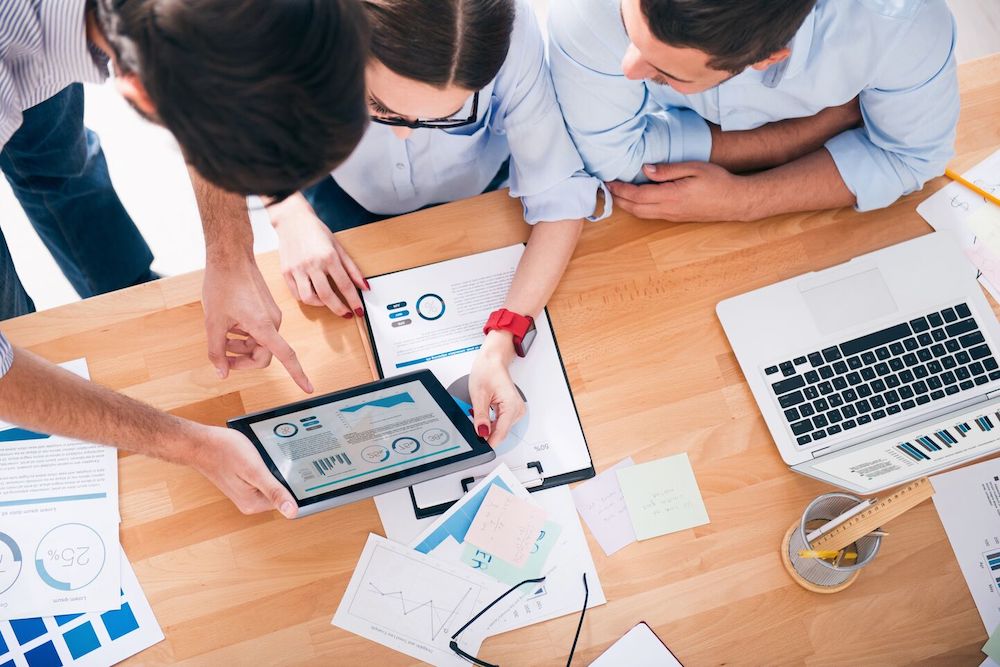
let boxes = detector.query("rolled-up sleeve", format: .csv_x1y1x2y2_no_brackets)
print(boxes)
824,0,958,212
498,0,606,223
0,332,13,378
547,0,711,183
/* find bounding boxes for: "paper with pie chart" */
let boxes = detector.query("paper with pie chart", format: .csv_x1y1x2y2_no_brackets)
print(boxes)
0,359,122,619
361,244,593,513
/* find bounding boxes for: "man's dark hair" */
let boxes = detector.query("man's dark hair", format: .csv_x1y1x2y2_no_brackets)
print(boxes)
639,0,817,74
97,0,369,198
364,0,515,91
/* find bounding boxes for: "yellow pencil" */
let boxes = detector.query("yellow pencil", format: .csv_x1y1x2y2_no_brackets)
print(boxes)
798,550,858,560
944,168,1000,208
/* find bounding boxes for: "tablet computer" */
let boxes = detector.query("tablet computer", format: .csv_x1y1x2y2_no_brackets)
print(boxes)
228,370,495,517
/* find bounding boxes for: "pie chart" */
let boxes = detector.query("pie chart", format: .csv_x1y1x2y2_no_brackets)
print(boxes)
446,374,528,457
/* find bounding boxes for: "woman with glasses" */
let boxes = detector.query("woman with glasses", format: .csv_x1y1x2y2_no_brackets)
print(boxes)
267,0,607,445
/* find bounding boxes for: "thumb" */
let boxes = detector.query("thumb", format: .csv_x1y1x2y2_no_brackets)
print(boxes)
642,161,702,182
205,318,231,379
471,393,492,441
251,468,298,518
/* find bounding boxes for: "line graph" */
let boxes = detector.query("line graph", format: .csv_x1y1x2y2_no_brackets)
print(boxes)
366,582,472,641
347,543,488,646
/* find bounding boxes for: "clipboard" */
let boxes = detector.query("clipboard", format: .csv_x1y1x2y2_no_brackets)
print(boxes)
356,245,595,518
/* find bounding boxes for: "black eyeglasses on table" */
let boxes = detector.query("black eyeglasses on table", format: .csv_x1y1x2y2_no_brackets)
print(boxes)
370,91,480,130
448,572,589,667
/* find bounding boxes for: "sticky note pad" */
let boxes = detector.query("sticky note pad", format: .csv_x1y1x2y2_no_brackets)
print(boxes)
571,457,637,556
617,453,709,540
984,623,1000,661
464,486,546,566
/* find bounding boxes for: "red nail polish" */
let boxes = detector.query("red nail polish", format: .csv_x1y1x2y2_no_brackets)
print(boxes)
343,312,354,319
354,307,364,318
477,424,489,438
468,408,475,417
363,279,371,290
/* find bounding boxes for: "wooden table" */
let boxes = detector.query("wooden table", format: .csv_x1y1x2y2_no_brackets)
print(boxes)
6,55,1000,666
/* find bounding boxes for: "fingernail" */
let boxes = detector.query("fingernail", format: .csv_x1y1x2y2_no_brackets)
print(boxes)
643,164,655,173
343,312,354,319
468,408,475,417
363,279,371,290
354,307,364,318
216,367,225,379
280,501,295,518
477,424,490,438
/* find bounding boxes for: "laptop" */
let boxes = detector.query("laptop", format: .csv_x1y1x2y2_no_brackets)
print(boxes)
717,232,1000,495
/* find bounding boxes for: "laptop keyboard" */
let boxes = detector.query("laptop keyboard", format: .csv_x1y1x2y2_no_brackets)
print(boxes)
765,303,1000,447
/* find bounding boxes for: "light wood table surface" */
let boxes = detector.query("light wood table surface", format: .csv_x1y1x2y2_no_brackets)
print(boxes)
6,55,1000,666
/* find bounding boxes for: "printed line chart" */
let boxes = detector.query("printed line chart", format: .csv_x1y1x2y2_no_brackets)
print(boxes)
366,582,472,642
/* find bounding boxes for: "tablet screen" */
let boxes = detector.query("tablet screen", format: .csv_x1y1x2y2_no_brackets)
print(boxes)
248,379,472,501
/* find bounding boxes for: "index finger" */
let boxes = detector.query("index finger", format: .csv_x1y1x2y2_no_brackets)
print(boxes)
250,322,314,393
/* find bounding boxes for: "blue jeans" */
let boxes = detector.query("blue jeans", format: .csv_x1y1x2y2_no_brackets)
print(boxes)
302,159,511,233
0,84,154,320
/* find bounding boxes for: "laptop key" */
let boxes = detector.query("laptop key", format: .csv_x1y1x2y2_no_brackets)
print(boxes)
928,312,944,327
858,384,873,398
970,361,985,376
829,394,844,407
791,420,813,435
779,391,805,408
875,347,890,360
932,328,947,342
956,303,971,318
842,388,858,402
901,400,916,410
899,385,915,399
856,399,871,413
910,317,930,332
976,375,989,386
885,389,899,403
861,351,877,365
889,358,904,371
808,352,824,367
889,342,904,355
796,435,812,446
916,395,931,405
927,376,943,390
819,365,835,379
828,424,843,435
932,343,946,357
804,386,819,399
870,395,886,409
946,318,977,337
800,403,815,417
814,398,829,411
841,323,912,357
960,380,975,390
956,367,972,380
793,356,807,365
843,419,858,429
822,347,841,362
887,405,901,415
765,366,779,375
886,374,901,388
872,410,887,420
772,375,805,394
833,377,848,390
871,379,886,392
914,365,929,379
931,390,945,400
946,339,961,353
961,331,986,348
971,344,993,360
917,333,933,346
847,355,863,369
991,371,1000,381
942,355,957,369
917,349,932,362
780,362,795,376
985,358,999,371
927,360,942,374
875,362,890,376
858,414,873,424
847,371,862,385
818,381,833,395
842,404,857,418
784,407,800,421
957,351,971,364
913,380,928,394
945,384,960,395
812,430,828,440
833,361,848,374
861,367,876,381
813,414,829,428
904,337,919,351
827,409,843,423
805,370,819,383
942,307,957,323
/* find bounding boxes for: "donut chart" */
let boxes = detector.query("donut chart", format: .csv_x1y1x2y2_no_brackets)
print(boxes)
446,374,529,457
392,437,421,454
34,523,106,591
0,531,22,595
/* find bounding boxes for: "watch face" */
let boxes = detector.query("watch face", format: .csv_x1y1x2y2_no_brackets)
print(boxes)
519,326,538,356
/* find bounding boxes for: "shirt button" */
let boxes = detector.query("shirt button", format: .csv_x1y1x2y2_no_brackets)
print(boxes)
395,163,405,170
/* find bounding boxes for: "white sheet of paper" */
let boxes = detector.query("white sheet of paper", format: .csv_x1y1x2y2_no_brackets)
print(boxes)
590,622,681,667
361,244,592,510
0,553,163,667
0,359,121,619
931,457,1000,632
332,534,503,666
571,457,636,556
917,150,1000,300
464,486,546,566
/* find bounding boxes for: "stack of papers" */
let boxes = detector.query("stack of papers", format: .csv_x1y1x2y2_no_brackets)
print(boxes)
333,463,606,664
0,360,122,620
917,149,1000,299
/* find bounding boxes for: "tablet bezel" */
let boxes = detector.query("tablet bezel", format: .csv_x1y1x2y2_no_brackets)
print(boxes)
227,369,495,512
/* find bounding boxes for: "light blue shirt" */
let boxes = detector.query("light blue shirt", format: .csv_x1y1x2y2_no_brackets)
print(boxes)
332,0,607,224
548,0,959,212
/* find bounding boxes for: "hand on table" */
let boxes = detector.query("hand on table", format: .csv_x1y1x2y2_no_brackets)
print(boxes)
271,194,368,319
190,425,298,518
202,250,313,393
469,331,526,447
608,161,753,223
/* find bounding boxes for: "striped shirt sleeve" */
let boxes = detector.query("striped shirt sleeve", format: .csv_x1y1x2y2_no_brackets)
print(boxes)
0,332,13,378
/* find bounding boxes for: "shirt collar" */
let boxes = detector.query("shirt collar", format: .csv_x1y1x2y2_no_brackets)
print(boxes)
762,5,816,87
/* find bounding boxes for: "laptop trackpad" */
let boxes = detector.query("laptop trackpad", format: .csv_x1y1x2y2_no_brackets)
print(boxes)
800,268,898,336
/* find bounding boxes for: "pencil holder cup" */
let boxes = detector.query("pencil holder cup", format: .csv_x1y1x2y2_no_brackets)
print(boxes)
780,492,882,594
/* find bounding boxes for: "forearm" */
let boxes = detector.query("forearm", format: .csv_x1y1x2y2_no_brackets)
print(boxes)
189,167,254,264
503,219,583,316
710,101,861,174
741,149,857,220
0,350,201,464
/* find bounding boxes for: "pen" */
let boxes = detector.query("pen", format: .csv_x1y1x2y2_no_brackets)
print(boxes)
944,168,1000,208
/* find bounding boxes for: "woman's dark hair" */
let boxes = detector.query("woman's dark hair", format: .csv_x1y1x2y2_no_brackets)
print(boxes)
639,0,817,74
363,0,515,90
96,0,369,198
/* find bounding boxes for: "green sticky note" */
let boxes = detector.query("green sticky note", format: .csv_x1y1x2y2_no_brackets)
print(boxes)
461,520,562,586
617,453,709,540
983,623,1000,661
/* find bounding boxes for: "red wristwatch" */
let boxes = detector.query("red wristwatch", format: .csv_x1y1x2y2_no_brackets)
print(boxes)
483,308,537,357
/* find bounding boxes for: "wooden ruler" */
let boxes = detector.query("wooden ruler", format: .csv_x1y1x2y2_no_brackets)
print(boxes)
808,477,935,552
